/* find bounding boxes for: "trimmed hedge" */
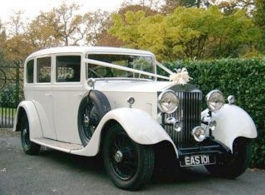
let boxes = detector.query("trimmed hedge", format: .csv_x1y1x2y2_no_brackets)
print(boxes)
163,58,265,168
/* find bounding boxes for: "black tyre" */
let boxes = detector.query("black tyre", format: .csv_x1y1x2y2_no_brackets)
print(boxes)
78,90,111,146
20,114,41,155
103,124,154,191
205,138,251,179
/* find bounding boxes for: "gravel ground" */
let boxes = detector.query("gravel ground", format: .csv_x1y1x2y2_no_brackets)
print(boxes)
0,128,19,137
1,128,265,195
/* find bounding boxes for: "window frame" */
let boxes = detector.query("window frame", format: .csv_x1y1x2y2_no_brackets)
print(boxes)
36,57,52,83
55,55,81,83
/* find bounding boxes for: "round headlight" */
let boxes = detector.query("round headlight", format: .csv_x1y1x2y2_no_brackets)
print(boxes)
158,90,179,113
206,90,225,112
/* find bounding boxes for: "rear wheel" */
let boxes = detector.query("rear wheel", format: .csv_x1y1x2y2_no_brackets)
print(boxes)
103,124,154,190
20,114,40,155
205,138,251,179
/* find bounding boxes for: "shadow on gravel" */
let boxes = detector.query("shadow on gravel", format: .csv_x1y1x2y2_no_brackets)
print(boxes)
37,147,212,187
151,166,212,186
39,148,105,172
0,128,214,189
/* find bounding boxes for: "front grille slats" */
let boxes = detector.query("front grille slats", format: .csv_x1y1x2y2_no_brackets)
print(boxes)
164,91,202,148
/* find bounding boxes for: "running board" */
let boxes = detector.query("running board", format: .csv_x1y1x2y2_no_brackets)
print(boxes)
32,138,83,153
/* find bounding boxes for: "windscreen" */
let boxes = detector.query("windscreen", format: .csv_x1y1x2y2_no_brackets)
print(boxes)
86,54,155,79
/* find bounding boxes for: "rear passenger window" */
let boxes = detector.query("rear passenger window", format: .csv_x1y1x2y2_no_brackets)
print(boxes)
26,60,34,83
37,57,51,83
56,56,81,82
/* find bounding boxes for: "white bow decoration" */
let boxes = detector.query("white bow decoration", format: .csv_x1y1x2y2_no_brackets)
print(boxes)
169,67,192,85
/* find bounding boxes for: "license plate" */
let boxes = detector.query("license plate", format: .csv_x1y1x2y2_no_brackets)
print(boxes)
180,155,216,167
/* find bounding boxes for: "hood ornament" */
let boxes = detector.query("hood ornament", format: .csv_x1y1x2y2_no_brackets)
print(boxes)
169,67,192,85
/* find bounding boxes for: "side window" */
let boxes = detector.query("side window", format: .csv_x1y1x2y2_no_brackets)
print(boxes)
37,57,51,83
56,56,81,82
26,60,34,83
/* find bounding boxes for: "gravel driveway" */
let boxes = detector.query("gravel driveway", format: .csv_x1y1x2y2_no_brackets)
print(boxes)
1,128,265,195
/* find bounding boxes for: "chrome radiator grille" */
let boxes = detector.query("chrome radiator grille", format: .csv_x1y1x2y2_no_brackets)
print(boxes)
163,92,202,148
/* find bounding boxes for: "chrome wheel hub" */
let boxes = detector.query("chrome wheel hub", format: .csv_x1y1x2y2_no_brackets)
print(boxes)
83,114,89,127
114,150,123,163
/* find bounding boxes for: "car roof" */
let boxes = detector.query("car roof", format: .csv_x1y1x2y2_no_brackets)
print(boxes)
26,46,155,60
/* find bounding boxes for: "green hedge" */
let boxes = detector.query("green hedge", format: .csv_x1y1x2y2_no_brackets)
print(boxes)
0,85,18,108
163,58,265,168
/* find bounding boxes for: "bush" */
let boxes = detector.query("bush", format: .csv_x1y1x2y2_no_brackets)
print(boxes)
163,58,265,168
0,84,18,108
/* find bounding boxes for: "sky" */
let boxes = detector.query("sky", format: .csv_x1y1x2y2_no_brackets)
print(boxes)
0,0,129,23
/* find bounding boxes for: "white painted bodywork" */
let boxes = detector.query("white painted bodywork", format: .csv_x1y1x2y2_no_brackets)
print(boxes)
14,46,178,156
52,84,83,144
14,46,257,158
201,104,257,152
14,101,43,138
94,80,171,119
71,108,177,156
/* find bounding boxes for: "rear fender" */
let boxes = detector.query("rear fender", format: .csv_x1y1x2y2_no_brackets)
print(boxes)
13,101,43,139
202,104,257,152
71,108,177,156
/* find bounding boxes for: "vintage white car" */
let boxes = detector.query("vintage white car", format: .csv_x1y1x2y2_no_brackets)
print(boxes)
14,46,257,190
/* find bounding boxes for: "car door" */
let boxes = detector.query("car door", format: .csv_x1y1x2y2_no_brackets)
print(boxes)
34,56,57,139
52,55,83,144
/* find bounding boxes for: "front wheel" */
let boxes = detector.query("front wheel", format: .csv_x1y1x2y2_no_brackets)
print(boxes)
205,138,251,179
20,114,41,155
103,124,154,191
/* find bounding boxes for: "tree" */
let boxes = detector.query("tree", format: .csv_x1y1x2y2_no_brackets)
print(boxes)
165,6,260,59
85,10,116,46
1,11,33,62
40,2,89,46
92,10,125,47
0,19,7,64
109,6,261,60
109,10,147,49
119,3,159,15
5,10,25,37
1,1,121,62
26,12,61,49
122,0,162,11
254,0,265,52
1,2,85,61
161,0,211,13
107,3,160,48
160,0,180,14
24,1,97,47
212,9,261,58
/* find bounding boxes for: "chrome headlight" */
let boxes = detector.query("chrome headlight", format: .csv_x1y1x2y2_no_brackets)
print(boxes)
158,90,179,113
192,126,206,142
206,90,225,112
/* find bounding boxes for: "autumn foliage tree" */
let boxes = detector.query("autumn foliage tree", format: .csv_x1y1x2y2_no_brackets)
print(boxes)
1,2,114,62
0,0,264,62
34,2,92,46
110,5,261,61
2,11,33,62
0,20,7,63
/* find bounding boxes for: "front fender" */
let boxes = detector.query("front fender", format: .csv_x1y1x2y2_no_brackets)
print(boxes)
13,101,43,139
71,108,177,156
202,104,257,151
